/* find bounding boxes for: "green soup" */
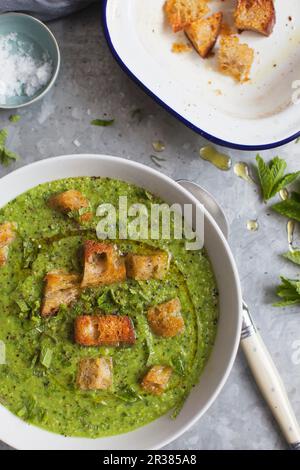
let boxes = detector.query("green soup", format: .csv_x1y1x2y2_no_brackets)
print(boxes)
0,177,218,438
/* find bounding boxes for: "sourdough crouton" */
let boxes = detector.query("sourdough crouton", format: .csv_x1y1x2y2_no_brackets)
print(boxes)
74,315,136,347
234,0,276,36
81,241,126,288
48,189,92,223
41,271,80,317
141,365,172,395
218,36,254,82
76,357,113,390
147,298,184,338
164,0,209,33
0,222,16,267
185,12,223,58
125,252,170,281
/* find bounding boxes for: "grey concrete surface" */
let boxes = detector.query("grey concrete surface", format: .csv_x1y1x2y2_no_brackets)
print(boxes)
0,3,300,451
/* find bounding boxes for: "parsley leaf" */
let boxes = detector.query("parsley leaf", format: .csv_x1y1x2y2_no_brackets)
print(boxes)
0,129,19,166
256,155,300,201
274,276,300,307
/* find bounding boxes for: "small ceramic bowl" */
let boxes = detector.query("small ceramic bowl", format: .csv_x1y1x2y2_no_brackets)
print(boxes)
0,13,60,109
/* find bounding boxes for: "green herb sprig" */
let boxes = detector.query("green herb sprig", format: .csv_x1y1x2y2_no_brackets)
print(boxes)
0,129,19,166
274,277,300,307
256,155,300,202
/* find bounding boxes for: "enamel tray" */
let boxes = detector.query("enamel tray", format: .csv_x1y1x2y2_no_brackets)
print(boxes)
102,0,300,150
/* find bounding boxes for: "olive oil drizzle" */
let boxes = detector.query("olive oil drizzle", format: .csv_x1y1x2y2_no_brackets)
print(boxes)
199,146,231,171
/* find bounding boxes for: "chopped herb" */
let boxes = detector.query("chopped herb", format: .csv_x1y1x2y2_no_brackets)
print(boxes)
150,154,166,168
40,348,53,369
17,406,27,418
170,356,186,376
9,114,21,123
144,190,153,201
256,155,300,202
90,119,114,127
283,250,300,266
152,140,165,152
115,386,143,403
23,239,40,269
0,128,19,166
274,276,300,307
272,198,300,222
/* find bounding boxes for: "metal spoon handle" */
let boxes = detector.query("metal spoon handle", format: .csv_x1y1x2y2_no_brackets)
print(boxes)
242,304,300,449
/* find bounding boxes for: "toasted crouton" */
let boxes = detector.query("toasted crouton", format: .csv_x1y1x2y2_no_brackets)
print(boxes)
76,357,113,390
81,241,126,288
234,0,275,36
41,271,80,317
0,222,17,267
218,36,254,83
147,298,184,338
74,315,136,347
48,190,92,223
185,12,223,58
125,252,170,281
141,365,172,395
164,0,209,33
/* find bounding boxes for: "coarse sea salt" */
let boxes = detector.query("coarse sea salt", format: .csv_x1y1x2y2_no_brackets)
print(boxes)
0,32,53,104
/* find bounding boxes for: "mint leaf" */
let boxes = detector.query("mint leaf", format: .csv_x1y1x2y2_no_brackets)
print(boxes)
273,172,300,194
91,119,114,127
274,276,300,306
283,250,300,265
269,157,287,197
291,191,300,203
256,155,274,201
256,155,300,201
272,199,300,222
9,114,21,123
0,128,20,166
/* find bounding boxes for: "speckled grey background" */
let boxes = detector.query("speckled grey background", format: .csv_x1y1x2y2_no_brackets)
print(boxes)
1,3,300,451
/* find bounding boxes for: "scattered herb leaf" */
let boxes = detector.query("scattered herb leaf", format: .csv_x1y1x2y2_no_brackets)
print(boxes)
9,114,21,123
272,199,300,222
0,129,19,166
152,140,165,152
91,119,114,127
274,276,300,307
256,155,300,201
283,250,300,266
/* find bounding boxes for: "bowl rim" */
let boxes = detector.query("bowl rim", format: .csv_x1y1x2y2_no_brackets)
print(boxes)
0,12,61,110
101,0,300,151
0,154,242,449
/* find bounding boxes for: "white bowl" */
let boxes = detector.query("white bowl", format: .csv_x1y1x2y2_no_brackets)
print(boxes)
0,154,242,450
102,0,300,150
